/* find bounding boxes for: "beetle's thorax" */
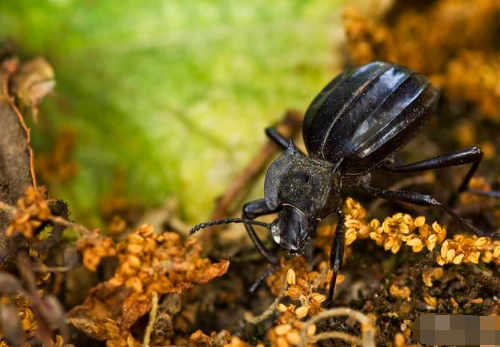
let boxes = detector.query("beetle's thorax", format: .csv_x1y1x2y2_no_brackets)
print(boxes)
264,141,340,254
264,141,337,216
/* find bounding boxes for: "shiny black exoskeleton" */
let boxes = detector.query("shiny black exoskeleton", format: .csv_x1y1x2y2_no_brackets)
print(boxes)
191,61,498,306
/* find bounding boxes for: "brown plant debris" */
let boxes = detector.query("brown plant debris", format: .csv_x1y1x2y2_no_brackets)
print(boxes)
68,224,229,346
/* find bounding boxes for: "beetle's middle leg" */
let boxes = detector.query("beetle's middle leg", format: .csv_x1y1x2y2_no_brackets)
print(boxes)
380,146,500,203
359,184,500,239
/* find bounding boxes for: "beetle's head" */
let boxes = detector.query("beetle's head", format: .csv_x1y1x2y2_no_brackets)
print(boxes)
264,140,335,254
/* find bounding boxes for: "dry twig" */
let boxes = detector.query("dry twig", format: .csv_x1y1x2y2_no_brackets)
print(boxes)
143,292,159,347
299,308,376,347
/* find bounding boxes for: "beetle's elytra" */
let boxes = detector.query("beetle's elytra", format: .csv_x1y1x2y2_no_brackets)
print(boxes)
304,62,437,173
191,61,498,307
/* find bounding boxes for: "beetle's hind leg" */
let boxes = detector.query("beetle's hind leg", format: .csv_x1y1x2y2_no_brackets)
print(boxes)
359,184,500,239
381,146,500,203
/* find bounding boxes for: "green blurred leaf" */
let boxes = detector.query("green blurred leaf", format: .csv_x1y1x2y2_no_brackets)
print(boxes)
0,0,345,223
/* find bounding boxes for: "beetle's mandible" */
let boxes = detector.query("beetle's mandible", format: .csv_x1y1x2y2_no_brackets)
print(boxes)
190,61,499,307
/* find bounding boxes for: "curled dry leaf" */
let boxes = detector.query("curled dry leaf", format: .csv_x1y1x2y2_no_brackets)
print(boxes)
10,56,56,121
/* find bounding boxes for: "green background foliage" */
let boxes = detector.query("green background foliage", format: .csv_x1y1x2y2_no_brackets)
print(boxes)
0,0,345,224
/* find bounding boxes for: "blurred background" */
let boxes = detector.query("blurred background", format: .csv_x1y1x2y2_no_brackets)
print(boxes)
0,0,347,227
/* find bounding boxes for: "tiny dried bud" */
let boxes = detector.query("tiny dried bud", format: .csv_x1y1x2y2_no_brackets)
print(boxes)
276,303,288,313
474,237,487,247
452,253,465,264
424,295,437,308
310,292,326,304
446,248,456,262
466,251,480,264
394,333,405,347
286,269,296,286
275,324,292,336
286,330,300,345
493,246,500,258
294,306,308,319
307,324,316,336
407,238,423,247
276,336,288,347
414,216,426,227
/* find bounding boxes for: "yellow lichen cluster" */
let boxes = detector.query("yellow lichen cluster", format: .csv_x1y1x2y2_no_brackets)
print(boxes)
108,224,229,298
0,295,37,341
343,0,500,121
268,321,316,347
389,284,411,301
14,295,37,336
340,197,500,267
281,268,328,317
437,234,500,265
263,258,344,347
0,293,68,347
5,187,50,239
188,329,232,347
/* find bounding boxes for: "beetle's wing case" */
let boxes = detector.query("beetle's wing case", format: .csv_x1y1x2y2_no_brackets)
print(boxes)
303,61,438,175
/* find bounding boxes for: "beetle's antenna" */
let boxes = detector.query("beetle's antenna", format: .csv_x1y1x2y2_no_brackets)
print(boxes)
190,218,271,235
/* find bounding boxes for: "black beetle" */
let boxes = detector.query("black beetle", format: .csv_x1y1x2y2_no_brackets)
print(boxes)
191,61,498,306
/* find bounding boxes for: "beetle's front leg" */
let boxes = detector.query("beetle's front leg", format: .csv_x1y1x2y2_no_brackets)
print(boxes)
243,199,283,292
326,208,345,307
242,198,281,265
